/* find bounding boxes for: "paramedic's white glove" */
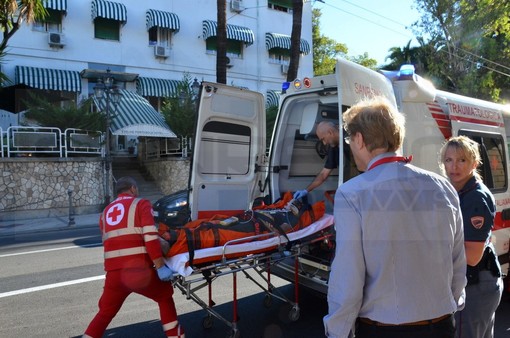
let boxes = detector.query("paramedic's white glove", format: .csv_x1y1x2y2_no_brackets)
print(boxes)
293,189,308,200
157,264,175,282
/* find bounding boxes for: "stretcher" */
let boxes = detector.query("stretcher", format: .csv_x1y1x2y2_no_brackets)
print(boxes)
164,213,334,338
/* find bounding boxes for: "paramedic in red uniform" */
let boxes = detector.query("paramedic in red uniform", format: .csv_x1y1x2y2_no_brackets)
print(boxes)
82,176,184,338
440,136,503,338
324,96,466,338
294,121,340,200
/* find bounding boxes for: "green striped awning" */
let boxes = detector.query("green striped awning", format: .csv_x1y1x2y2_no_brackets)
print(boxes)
93,89,176,138
136,77,182,97
266,90,280,108
146,9,180,32
43,0,67,11
202,20,254,45
15,65,81,92
91,0,127,22
265,33,311,55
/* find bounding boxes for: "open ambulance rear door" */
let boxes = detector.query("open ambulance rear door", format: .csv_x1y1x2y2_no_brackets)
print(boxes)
189,82,266,220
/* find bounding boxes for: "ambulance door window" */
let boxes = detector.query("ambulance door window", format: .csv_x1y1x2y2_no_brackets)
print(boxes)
460,131,507,192
198,121,251,175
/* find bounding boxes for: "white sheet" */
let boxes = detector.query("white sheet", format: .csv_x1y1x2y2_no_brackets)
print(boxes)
165,214,334,277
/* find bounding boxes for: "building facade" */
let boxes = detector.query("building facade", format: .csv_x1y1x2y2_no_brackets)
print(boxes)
3,0,313,124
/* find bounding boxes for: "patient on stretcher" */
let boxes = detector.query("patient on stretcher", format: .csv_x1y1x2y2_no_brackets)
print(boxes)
158,192,326,267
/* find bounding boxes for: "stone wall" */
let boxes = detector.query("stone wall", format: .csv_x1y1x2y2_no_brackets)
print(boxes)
143,157,190,195
0,158,105,220
0,157,191,221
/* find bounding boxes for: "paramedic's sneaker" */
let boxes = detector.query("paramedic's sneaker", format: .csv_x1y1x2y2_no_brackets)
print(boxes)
166,322,185,338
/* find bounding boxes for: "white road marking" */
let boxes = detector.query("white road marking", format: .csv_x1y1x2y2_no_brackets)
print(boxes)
0,275,105,299
0,243,102,258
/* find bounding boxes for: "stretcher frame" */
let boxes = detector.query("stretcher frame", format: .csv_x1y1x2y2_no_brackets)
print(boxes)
170,214,335,338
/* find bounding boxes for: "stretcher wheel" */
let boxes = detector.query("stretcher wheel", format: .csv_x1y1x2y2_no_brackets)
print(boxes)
202,315,214,329
263,294,272,308
288,306,300,321
228,329,240,338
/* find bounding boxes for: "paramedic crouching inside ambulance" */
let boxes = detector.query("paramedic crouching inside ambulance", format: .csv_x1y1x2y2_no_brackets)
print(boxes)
82,176,184,338
323,96,466,338
294,121,340,200
440,136,503,338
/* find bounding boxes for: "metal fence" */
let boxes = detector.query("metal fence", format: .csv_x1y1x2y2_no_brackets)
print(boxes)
0,126,189,158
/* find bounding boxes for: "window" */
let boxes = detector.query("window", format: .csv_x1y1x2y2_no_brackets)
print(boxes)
268,0,293,13
268,48,290,65
33,9,62,32
206,38,242,58
459,131,508,192
94,18,120,40
199,121,251,175
148,27,171,47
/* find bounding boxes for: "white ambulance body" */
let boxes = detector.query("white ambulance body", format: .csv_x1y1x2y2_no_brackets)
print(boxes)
190,58,510,294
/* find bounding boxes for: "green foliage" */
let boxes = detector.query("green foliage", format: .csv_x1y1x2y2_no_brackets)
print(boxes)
312,9,348,76
160,74,194,137
0,0,48,84
405,0,510,102
23,94,105,131
347,53,378,70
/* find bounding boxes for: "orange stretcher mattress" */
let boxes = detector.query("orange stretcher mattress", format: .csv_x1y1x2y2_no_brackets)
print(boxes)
163,213,334,277
159,192,333,276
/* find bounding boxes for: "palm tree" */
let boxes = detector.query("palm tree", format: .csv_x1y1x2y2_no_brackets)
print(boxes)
216,0,227,84
287,0,303,82
0,0,47,83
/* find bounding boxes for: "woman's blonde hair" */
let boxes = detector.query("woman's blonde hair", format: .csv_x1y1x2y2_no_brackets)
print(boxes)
439,135,482,180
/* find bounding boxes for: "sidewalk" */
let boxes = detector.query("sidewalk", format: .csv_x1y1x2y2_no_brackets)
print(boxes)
0,212,100,237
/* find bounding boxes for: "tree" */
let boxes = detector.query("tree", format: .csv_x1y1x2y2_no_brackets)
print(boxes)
23,94,103,131
286,0,303,82
216,0,227,84
160,74,195,138
0,0,47,84
411,0,510,101
312,8,348,76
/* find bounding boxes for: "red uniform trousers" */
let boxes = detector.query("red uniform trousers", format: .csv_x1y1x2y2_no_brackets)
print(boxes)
84,267,183,338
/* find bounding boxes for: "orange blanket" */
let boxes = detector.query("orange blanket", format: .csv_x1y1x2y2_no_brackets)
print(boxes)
158,192,325,266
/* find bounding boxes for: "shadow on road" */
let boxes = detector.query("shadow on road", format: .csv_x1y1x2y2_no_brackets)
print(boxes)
71,285,328,338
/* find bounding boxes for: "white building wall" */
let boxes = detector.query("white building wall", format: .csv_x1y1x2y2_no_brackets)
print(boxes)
4,0,313,99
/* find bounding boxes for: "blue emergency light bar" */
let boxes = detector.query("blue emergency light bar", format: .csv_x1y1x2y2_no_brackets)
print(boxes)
399,64,415,76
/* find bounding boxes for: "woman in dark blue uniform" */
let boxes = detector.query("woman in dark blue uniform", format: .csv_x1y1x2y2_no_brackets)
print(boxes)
440,135,503,338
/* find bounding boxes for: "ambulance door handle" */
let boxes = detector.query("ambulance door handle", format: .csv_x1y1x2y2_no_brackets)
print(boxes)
272,165,288,173
501,208,510,221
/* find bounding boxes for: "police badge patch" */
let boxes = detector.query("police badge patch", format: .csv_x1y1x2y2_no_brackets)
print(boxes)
470,216,485,229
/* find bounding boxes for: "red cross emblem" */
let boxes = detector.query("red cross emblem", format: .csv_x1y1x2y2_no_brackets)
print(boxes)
106,203,125,226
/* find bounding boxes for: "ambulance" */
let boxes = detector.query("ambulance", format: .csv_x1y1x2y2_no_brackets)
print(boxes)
186,57,510,294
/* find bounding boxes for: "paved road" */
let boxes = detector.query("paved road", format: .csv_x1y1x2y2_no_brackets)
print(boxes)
1,227,509,338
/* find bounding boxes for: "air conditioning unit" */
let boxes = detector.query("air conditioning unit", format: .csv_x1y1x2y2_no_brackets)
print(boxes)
281,64,289,74
226,56,233,68
230,0,244,12
48,32,65,47
154,45,170,58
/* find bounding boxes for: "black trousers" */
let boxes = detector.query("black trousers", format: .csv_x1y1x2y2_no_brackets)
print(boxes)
355,315,455,338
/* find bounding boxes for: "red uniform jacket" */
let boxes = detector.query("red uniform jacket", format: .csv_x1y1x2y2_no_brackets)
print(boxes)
100,194,162,271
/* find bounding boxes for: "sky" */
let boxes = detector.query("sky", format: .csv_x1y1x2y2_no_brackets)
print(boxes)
314,0,422,66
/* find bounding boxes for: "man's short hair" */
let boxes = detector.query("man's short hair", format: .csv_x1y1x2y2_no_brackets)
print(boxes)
115,176,137,195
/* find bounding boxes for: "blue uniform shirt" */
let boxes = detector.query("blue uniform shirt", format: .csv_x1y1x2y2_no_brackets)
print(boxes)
458,176,495,244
